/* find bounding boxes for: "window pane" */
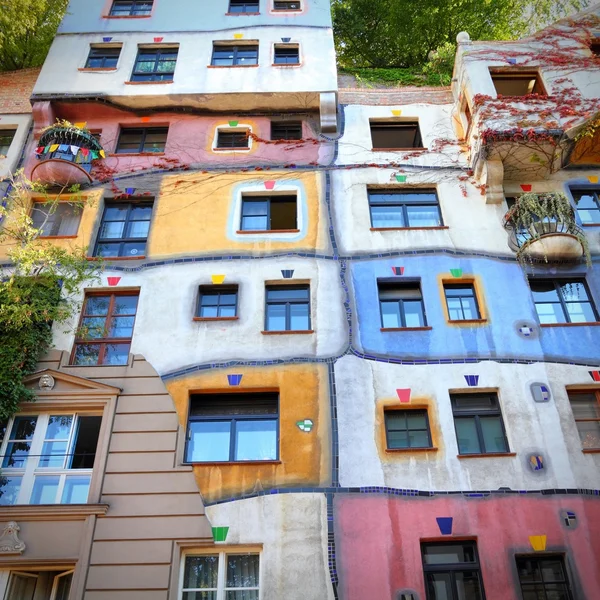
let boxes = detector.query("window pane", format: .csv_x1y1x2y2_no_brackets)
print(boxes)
121,242,146,257
184,555,219,589
235,420,277,460
535,302,566,324
387,430,409,448
576,420,600,448
82,316,106,338
95,243,122,257
447,297,464,321
39,441,68,468
109,316,135,337
266,287,309,301
426,572,453,599
266,304,287,331
104,343,130,365
46,415,73,440
455,571,484,600
406,412,427,430
226,554,260,588
99,220,125,239
31,475,60,504
460,297,479,320
480,416,507,452
113,295,139,315
404,300,425,327
289,303,309,330
559,281,590,302
406,204,441,227
3,416,37,468
200,306,219,318
565,301,595,323
455,418,481,454
73,344,101,366
242,216,268,230
220,305,237,317
530,281,560,302
408,430,430,448
0,476,22,505
71,416,102,468
62,475,91,503
570,395,600,419
381,301,401,328
187,421,231,462
6,574,37,600
128,220,150,238
226,592,259,600
423,543,477,564
183,593,217,600
371,205,405,228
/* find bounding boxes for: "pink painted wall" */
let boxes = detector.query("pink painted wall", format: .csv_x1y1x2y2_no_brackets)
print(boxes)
335,494,600,600
26,101,334,180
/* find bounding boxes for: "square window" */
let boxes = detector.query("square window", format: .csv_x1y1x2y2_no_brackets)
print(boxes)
31,202,82,237
229,0,259,12
265,285,310,331
516,555,573,600
443,283,481,321
131,47,178,82
0,129,17,156
529,278,598,325
568,390,600,450
85,46,121,69
109,0,153,16
450,393,509,455
71,292,139,366
274,45,299,64
421,542,486,600
385,409,432,449
271,121,302,140
182,553,260,598
197,285,239,319
378,281,427,328
94,200,153,257
217,129,250,149
571,188,600,225
186,393,278,462
273,0,301,9
490,70,546,96
211,43,258,66
368,189,442,228
240,194,297,231
370,121,423,149
116,127,167,153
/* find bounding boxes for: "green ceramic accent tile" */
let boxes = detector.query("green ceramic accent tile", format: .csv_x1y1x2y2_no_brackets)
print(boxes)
228,121,239,127
450,268,463,278
395,175,407,182
296,419,314,432
212,526,229,542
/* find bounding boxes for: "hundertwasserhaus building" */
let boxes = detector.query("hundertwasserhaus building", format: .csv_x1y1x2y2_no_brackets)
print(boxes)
0,1,600,599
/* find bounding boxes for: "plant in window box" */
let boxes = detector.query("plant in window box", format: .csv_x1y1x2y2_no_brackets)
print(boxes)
0,171,101,420
503,191,590,265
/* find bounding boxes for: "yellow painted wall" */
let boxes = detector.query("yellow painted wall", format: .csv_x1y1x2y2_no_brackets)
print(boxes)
166,364,331,503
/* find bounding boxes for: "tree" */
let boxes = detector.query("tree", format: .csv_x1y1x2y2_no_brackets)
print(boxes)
0,171,100,419
332,0,592,69
0,0,69,72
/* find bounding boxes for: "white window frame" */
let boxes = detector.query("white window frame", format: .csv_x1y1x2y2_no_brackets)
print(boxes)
211,124,254,153
179,551,261,600
0,412,100,506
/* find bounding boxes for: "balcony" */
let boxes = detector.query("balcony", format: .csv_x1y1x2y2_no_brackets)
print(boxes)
503,192,588,263
31,123,104,186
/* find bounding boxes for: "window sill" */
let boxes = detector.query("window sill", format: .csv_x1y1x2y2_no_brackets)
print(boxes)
103,14,152,19
540,321,600,328
193,316,239,322
236,229,299,234
272,63,301,67
261,330,314,335
457,452,516,459
86,255,146,261
78,67,118,72
213,147,251,152
271,9,302,12
185,460,281,466
448,319,488,324
582,448,600,453
39,235,79,240
386,447,438,453
109,152,165,157
582,223,600,227
381,326,432,332
207,64,259,68
0,503,109,520
372,147,427,152
225,12,260,15
124,80,174,85
370,226,449,231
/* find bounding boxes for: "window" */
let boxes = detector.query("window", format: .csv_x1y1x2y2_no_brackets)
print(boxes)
116,127,167,153
131,47,178,82
568,390,600,449
71,292,139,366
444,283,481,321
0,129,16,156
273,0,301,9
94,201,153,257
368,189,442,228
271,121,302,140
31,202,82,237
240,195,297,231
490,70,546,96
516,556,573,600
186,393,278,462
385,409,432,449
378,281,426,328
85,46,121,68
197,285,239,319
181,553,260,599
571,188,600,224
0,413,101,505
421,542,486,600
529,279,598,324
3,569,73,600
451,393,509,455
274,45,299,64
109,0,153,16
591,40,600,57
370,121,423,149
228,0,259,12
265,285,310,331
211,43,258,66
216,129,250,149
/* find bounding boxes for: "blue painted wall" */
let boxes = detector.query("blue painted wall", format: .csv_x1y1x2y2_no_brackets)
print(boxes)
351,254,600,363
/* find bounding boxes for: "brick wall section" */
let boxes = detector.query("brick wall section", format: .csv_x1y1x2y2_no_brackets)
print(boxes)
0,68,40,114
339,87,453,106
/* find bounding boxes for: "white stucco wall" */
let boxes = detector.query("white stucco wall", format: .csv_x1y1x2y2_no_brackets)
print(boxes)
335,354,600,491
0,114,32,179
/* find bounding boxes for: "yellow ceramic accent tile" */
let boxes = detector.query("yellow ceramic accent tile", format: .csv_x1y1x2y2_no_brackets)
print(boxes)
211,274,226,284
588,175,599,184
391,109,402,116
233,33,244,39
529,535,547,551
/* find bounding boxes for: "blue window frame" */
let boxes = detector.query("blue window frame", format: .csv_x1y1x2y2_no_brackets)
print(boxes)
265,285,310,331
131,47,178,82
228,0,259,12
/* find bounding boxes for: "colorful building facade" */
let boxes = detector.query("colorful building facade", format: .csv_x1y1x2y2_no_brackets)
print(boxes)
0,2,600,600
